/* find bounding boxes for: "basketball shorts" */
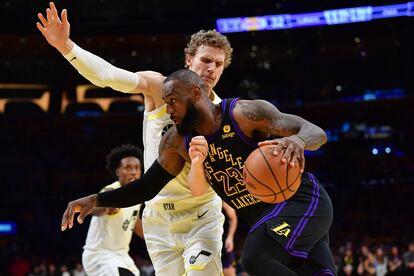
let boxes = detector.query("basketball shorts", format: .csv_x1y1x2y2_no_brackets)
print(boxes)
142,199,225,275
82,250,140,276
249,172,334,270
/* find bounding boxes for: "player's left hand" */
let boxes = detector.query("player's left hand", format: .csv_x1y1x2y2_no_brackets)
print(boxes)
189,136,208,165
258,135,305,173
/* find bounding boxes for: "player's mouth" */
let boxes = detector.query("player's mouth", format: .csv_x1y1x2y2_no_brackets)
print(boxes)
201,75,214,83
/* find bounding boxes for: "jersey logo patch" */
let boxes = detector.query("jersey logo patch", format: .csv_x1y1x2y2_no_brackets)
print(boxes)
197,210,209,219
222,125,235,139
122,219,131,231
271,221,292,237
189,250,211,264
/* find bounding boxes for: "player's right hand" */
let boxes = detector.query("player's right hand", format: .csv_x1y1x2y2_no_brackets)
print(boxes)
61,194,97,231
189,136,208,165
36,2,72,53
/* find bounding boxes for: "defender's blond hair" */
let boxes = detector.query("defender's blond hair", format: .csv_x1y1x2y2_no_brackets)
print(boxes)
184,29,233,68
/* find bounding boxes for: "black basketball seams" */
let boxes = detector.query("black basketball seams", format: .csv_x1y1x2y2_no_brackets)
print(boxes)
258,147,286,201
244,163,278,203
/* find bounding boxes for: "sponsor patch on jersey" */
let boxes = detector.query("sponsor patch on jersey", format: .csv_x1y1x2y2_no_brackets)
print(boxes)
222,125,235,139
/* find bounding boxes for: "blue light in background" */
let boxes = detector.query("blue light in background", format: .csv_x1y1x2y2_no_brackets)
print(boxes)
0,222,16,235
217,2,414,33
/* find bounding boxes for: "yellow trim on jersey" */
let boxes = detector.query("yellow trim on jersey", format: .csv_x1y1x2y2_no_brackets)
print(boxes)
183,265,205,275
148,104,167,120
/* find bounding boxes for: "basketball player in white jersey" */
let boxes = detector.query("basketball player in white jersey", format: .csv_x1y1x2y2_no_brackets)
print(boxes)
37,2,233,275
83,144,143,276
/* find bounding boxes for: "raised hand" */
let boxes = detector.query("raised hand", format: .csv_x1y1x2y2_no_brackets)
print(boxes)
258,135,306,173
189,136,208,165
61,194,98,231
36,2,73,54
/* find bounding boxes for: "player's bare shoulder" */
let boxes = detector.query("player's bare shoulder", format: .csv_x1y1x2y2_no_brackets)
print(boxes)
158,126,188,174
159,126,184,152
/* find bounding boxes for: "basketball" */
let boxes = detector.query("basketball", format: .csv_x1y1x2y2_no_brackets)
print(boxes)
243,145,302,204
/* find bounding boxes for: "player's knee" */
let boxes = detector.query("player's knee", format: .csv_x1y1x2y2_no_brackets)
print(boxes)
241,250,260,274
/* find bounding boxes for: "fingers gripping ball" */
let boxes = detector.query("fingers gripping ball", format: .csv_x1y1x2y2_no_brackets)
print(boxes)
243,145,302,204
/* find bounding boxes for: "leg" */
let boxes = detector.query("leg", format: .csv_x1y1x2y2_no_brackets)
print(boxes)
182,206,225,275
82,251,140,276
142,207,185,275
241,224,297,276
295,239,337,276
223,266,236,276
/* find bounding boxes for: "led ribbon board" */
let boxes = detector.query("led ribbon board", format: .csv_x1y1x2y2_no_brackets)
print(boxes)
216,2,414,33
0,222,16,235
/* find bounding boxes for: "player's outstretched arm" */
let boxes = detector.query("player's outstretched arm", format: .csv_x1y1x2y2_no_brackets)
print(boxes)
234,99,327,172
188,136,211,196
36,2,165,98
61,128,185,231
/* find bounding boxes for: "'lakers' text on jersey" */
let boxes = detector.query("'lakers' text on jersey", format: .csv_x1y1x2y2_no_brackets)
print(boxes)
187,98,335,269
187,98,275,226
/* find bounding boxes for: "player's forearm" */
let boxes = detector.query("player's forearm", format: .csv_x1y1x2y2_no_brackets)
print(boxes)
227,217,238,239
62,43,139,93
296,122,327,151
188,162,210,196
97,160,174,207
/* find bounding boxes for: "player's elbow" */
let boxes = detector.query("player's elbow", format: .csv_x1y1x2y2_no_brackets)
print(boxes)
306,127,328,151
320,129,328,145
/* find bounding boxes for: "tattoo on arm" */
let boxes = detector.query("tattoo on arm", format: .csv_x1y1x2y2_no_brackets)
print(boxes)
239,100,299,137
239,101,272,121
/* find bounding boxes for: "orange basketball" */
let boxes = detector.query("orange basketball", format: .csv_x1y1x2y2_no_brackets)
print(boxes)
243,145,302,204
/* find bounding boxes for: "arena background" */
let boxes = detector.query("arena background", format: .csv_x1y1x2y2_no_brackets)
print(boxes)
0,0,413,275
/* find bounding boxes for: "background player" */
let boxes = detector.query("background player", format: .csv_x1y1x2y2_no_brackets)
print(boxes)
222,201,237,276
60,69,335,275
82,144,143,276
37,2,232,275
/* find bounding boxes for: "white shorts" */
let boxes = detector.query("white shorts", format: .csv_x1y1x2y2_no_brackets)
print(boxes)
142,201,225,275
82,250,140,276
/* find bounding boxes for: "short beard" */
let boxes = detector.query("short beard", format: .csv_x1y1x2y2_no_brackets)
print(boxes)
176,100,199,136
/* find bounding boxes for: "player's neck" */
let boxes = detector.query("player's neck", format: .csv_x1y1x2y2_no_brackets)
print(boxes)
194,103,222,136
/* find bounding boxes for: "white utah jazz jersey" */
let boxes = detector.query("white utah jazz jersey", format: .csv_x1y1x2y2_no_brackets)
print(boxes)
142,92,222,211
83,181,140,254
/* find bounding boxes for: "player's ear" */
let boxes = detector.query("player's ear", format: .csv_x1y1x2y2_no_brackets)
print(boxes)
115,168,120,177
191,85,201,100
185,54,193,68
